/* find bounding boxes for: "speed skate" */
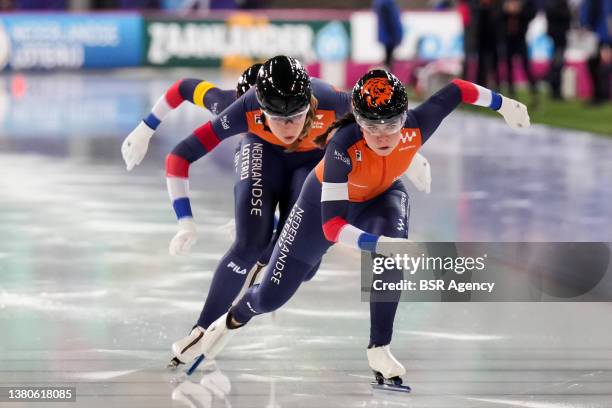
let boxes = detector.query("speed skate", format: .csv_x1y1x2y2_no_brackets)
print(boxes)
367,345,411,393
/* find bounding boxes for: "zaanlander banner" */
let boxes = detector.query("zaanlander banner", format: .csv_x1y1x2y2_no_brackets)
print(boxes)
143,17,350,67
0,13,142,71
361,242,612,302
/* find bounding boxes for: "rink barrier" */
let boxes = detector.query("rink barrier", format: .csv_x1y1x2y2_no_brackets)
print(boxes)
0,10,593,96
0,13,143,71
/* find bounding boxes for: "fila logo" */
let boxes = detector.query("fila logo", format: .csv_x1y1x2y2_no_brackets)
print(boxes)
355,150,362,161
254,114,263,125
227,261,247,275
400,130,418,143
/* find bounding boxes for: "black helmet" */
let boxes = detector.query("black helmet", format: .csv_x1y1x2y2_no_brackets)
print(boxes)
236,63,263,97
256,56,311,116
352,69,408,122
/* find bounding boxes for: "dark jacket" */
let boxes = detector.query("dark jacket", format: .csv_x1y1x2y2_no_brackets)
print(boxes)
373,0,404,47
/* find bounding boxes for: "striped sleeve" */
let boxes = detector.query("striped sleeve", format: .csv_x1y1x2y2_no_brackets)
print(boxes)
165,98,248,221
451,79,502,110
411,79,503,143
320,140,380,252
141,78,220,132
165,122,223,220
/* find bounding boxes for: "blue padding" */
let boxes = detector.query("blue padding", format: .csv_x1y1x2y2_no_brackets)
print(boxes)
173,197,193,219
490,92,502,111
143,113,161,130
358,233,379,252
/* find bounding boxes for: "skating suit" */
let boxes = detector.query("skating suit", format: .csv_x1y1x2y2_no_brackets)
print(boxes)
230,79,503,346
165,78,351,328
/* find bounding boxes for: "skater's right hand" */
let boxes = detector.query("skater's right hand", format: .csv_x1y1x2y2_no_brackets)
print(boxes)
497,95,530,131
169,219,197,256
121,122,154,171
375,236,412,258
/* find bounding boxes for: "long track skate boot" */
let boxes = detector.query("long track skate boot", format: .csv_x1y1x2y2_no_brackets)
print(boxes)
168,326,206,370
367,345,411,393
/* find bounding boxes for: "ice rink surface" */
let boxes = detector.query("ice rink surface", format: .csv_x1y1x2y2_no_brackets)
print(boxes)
1,69,612,407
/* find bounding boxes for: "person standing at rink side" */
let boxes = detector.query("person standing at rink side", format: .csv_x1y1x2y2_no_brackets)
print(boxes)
373,0,404,71
501,0,538,99
195,70,530,390
121,63,263,171
544,0,571,100
580,0,612,104
471,0,503,90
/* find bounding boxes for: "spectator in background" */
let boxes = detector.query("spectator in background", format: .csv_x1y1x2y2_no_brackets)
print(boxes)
580,0,612,104
458,0,476,81
373,0,404,71
501,0,537,99
472,0,503,90
119,0,160,8
544,0,571,100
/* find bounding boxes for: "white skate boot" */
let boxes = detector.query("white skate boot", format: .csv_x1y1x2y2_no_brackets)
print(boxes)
168,326,206,369
367,345,411,393
200,312,244,360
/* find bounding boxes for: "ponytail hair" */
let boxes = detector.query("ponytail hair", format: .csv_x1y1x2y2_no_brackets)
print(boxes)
314,112,356,148
285,95,319,153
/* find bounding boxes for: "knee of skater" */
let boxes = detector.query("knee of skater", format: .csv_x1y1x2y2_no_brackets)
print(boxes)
255,290,288,314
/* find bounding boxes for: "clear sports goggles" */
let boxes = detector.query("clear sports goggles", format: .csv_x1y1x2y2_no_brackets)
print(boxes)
355,111,407,135
262,104,310,124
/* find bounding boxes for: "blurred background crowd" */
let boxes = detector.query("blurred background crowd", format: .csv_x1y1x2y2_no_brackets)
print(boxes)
2,0,609,107
0,0,610,115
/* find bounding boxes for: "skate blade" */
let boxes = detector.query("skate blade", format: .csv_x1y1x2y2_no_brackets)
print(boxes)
371,381,411,393
167,357,183,370
186,355,205,376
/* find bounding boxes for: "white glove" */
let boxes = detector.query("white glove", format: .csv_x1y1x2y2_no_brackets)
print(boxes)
169,219,197,256
121,121,154,171
404,152,431,194
375,236,412,258
497,95,531,130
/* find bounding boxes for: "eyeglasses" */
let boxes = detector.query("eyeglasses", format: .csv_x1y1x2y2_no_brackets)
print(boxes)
263,104,310,124
355,111,407,135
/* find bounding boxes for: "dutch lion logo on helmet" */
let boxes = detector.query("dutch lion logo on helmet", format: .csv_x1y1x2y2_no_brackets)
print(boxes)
360,78,394,109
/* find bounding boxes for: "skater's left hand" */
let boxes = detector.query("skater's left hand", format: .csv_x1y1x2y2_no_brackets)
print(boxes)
404,152,431,194
498,95,530,131
375,236,412,258
169,219,197,256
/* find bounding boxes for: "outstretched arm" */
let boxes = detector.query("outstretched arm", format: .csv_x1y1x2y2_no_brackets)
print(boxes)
412,79,530,143
122,79,236,171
